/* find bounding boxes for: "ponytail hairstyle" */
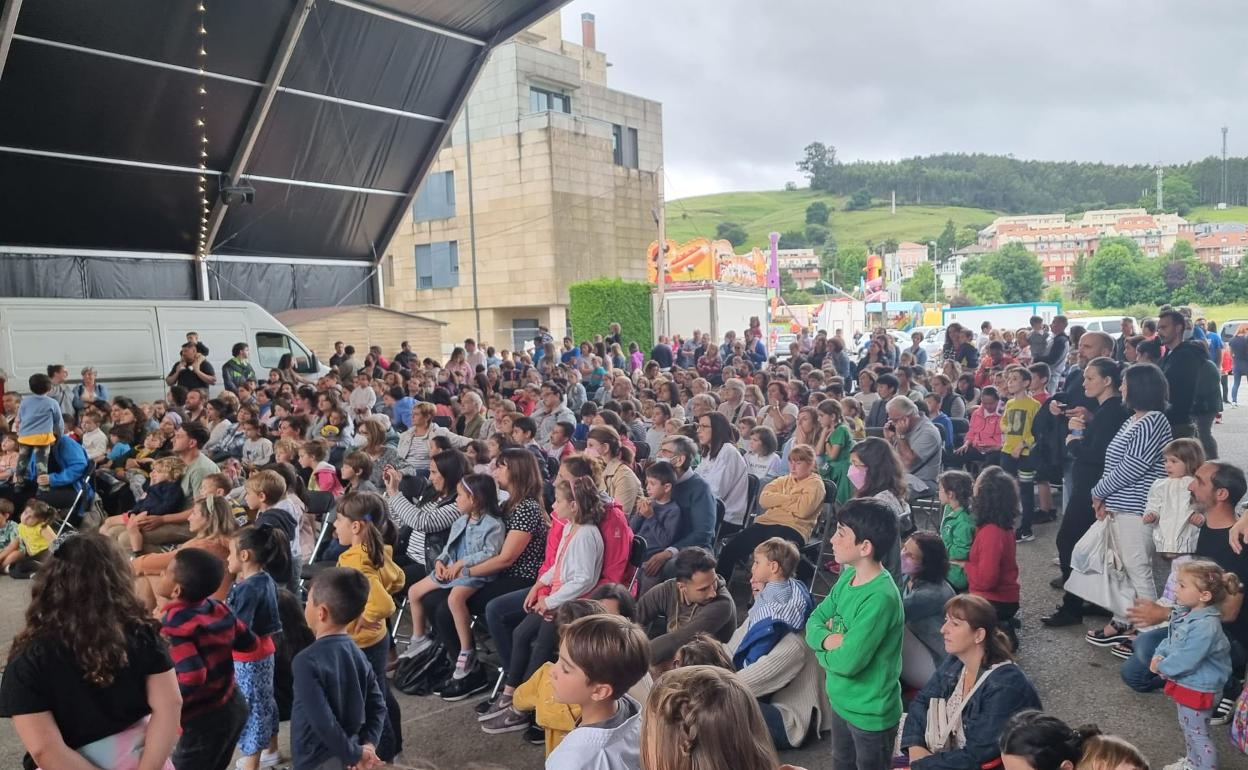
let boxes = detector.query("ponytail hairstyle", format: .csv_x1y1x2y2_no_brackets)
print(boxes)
459,473,503,519
938,469,974,511
999,711,1101,770
943,593,1014,664
234,524,291,584
555,476,605,527
336,492,389,569
1178,559,1244,606
642,665,778,770
1084,356,1124,392
561,453,606,489
196,495,238,539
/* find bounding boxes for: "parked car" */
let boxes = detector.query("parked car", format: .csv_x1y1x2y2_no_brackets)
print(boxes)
1220,319,1248,340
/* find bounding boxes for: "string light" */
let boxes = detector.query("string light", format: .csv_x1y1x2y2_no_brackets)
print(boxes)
195,2,210,259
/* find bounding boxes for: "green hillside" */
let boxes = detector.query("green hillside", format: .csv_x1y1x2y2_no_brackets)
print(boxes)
664,189,999,251
1190,204,1248,223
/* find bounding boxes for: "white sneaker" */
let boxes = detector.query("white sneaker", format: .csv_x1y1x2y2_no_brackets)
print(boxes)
258,750,281,768
1161,760,1189,770
398,634,434,659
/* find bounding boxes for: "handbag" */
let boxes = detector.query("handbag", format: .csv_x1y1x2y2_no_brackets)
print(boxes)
924,662,1012,752
1064,516,1134,618
393,640,452,696
1231,681,1248,753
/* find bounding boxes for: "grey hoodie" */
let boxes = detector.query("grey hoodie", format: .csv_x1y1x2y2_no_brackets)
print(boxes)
544,694,641,770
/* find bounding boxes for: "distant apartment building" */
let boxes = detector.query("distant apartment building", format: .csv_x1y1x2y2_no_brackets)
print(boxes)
1194,231,1248,267
940,244,990,294
777,248,820,289
893,241,929,278
382,12,662,351
978,207,1192,283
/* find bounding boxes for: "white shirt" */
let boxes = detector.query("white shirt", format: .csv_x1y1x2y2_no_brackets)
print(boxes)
81,428,108,460
466,349,487,372
696,446,750,524
348,386,376,414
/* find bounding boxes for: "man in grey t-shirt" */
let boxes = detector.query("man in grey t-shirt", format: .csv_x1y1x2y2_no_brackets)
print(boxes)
884,395,942,495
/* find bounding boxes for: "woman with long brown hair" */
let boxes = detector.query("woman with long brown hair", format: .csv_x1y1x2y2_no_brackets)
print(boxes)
901,594,1041,767
355,416,401,486
0,533,182,770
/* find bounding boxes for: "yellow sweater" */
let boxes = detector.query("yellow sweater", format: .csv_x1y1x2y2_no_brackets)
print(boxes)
514,662,578,755
338,543,405,649
756,473,827,540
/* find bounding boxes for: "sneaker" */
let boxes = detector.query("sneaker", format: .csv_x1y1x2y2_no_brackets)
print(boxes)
480,706,531,735
452,649,476,680
398,634,434,660
477,693,512,721
1161,760,1190,770
1210,696,1236,726
1015,531,1035,543
1086,622,1134,647
523,724,545,745
441,666,490,702
258,750,282,768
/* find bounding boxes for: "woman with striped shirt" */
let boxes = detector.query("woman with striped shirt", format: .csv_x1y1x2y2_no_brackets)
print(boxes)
1087,363,1173,648
384,449,468,581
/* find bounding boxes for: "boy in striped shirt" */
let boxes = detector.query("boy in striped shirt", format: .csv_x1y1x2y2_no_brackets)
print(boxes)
160,547,258,770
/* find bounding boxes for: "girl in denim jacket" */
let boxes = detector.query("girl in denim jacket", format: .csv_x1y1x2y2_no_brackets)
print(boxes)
1150,560,1241,770
404,473,506,679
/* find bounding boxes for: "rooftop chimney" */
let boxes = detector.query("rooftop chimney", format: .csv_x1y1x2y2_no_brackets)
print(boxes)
581,12,596,50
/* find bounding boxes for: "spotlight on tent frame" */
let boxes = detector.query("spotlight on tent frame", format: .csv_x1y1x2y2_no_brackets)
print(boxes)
218,176,256,207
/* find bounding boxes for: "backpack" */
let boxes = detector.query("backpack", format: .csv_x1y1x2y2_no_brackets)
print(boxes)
1192,358,1224,416
392,640,452,696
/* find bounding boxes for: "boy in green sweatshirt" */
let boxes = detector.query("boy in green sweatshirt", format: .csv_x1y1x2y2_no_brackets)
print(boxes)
805,498,902,770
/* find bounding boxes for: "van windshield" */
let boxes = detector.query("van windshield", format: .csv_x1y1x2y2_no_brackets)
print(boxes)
256,332,317,374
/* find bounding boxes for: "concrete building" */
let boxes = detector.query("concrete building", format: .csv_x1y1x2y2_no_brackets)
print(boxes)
940,244,990,294
893,241,929,278
776,248,820,289
381,12,662,352
1194,231,1248,267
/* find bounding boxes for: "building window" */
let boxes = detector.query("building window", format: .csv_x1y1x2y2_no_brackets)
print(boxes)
415,241,460,290
413,170,455,221
611,124,639,169
530,86,571,114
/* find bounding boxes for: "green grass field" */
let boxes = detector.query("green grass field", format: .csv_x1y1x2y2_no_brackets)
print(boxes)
1189,204,1248,223
664,189,999,250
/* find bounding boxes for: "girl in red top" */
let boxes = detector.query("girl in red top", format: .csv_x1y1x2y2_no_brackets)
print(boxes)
956,465,1021,649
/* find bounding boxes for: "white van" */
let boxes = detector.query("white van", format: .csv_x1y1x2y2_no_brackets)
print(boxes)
1069,315,1130,340
0,299,328,402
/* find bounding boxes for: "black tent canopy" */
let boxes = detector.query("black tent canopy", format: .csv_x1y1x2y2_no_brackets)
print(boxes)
0,0,565,309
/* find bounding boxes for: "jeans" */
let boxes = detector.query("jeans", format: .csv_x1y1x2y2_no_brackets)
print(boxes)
361,636,402,761
173,688,249,770
1106,513,1156,625
1121,627,1167,692
827,708,896,770
757,701,795,751
504,612,559,688
1233,368,1248,403
1195,412,1218,460
483,586,531,672
1000,453,1035,536
1177,704,1216,770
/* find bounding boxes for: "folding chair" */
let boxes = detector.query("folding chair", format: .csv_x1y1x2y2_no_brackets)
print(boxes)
626,534,648,594
802,478,839,598
305,491,336,565
744,473,762,525
53,459,97,538
712,498,726,543
908,490,941,534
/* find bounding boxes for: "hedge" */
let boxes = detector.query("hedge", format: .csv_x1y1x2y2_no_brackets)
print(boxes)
568,278,653,349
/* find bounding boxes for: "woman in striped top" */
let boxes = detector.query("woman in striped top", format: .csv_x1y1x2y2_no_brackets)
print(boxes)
384,449,468,579
1087,363,1173,647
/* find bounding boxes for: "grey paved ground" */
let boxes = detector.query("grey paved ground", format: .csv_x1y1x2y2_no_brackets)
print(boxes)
1,414,1244,768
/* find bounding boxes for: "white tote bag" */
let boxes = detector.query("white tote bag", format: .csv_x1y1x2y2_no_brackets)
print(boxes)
1064,517,1135,618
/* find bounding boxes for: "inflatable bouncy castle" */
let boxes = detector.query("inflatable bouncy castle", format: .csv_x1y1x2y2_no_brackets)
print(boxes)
647,238,767,287
861,253,887,302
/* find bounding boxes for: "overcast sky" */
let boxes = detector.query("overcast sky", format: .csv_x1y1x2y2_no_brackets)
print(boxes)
559,0,1248,200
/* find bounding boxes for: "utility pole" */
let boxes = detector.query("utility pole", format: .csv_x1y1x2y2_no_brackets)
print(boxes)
929,240,938,304
652,167,667,345
1221,127,1229,208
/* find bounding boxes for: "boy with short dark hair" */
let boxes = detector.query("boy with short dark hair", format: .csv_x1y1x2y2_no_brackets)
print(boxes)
160,547,258,770
294,567,388,770
546,614,651,770
806,499,902,770
630,462,682,558
547,420,577,463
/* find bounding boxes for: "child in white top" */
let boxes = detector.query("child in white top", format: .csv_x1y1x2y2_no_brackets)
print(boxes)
744,425,782,480
1143,438,1205,604
79,413,108,465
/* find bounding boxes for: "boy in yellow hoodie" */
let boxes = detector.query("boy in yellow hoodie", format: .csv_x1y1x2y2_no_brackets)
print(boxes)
332,492,405,762
512,599,604,752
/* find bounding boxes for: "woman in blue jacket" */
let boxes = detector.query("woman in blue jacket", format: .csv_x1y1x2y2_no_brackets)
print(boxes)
902,594,1041,769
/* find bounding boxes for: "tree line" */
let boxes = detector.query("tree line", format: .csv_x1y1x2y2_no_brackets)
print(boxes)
796,143,1248,214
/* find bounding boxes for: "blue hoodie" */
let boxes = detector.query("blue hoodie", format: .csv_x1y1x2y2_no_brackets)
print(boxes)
1155,604,1232,694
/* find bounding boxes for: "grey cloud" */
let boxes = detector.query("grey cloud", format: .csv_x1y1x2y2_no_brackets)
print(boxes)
561,0,1248,196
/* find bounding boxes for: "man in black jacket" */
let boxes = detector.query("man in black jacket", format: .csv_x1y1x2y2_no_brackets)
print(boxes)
1157,308,1206,440
1037,315,1070,395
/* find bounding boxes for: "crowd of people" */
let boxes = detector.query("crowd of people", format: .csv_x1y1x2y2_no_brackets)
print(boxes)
0,311,1244,770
